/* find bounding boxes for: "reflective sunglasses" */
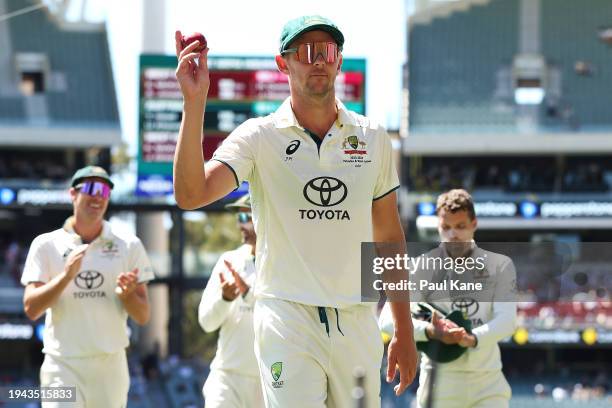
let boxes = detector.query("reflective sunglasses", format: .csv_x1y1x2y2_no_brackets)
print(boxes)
237,212,252,224
281,41,339,64
77,181,111,199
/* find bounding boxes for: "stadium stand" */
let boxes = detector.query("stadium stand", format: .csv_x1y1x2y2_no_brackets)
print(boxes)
408,156,612,193
0,0,120,185
541,0,612,130
2,0,119,125
409,0,518,131
405,2,610,406
407,0,612,142
0,97,26,121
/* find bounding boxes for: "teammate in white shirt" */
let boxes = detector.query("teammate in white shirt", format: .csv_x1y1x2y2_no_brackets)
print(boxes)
173,15,417,408
379,189,517,408
21,166,155,408
198,194,263,408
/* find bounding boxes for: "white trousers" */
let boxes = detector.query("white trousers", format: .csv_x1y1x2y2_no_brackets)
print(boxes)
203,369,264,408
40,351,129,408
416,368,511,408
254,298,384,408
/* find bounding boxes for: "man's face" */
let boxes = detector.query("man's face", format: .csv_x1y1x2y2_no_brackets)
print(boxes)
237,209,256,246
437,209,477,242
277,30,343,98
437,209,477,257
70,177,110,223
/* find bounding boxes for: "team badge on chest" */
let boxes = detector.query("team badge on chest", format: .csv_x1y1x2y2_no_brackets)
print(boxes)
341,135,371,167
100,239,119,259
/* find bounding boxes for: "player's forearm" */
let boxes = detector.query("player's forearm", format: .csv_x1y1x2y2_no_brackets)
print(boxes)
412,318,430,342
471,303,516,346
120,292,150,325
174,101,207,209
198,294,231,332
23,272,73,321
390,302,415,340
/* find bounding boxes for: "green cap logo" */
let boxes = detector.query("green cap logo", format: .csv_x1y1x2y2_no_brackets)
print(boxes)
271,362,283,381
347,135,359,149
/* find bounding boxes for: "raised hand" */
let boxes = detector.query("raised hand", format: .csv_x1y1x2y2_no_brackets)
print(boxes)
426,310,466,344
174,30,210,103
457,332,478,348
64,244,89,280
116,268,139,298
386,327,418,396
224,260,249,295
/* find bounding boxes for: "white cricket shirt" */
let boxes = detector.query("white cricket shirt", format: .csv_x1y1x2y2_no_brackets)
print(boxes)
198,244,258,377
21,220,154,357
212,97,399,308
379,247,517,372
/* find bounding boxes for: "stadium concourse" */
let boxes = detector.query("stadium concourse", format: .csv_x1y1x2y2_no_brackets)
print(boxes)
0,0,611,407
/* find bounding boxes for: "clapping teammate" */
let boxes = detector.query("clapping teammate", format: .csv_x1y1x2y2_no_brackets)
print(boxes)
198,195,263,408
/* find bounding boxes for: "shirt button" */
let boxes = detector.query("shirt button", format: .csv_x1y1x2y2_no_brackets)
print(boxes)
327,134,332,137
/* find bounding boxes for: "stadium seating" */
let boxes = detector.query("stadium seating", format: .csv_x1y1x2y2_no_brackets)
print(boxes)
409,0,518,130
0,97,26,121
540,0,612,129
1,0,118,124
409,0,612,132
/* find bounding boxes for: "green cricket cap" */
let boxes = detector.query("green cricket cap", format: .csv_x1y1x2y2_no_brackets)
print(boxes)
279,15,344,53
70,166,114,189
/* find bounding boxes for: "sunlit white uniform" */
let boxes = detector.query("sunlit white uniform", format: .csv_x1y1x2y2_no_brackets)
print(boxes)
21,220,154,408
213,97,399,407
379,246,517,408
198,244,263,408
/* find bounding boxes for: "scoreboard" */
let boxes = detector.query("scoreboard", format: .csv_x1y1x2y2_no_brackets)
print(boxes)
137,54,366,197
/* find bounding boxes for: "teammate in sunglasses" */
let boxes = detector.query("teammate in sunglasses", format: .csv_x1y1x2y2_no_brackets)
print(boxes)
21,166,154,408
174,15,417,407
198,194,262,408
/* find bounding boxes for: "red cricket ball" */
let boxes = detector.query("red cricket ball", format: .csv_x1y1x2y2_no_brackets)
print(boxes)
181,32,207,52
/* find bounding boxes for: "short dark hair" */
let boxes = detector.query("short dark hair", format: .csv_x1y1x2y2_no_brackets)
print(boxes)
436,189,476,220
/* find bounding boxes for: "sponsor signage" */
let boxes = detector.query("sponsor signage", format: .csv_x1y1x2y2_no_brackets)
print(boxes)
416,200,612,219
0,188,70,206
0,323,34,340
508,328,612,345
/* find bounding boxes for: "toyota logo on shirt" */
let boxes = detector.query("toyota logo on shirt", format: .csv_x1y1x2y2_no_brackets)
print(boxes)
451,297,479,317
74,270,104,290
303,177,348,207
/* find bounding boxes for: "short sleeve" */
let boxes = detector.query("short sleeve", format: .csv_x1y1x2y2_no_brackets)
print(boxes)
211,119,258,188
373,127,400,200
129,239,155,283
21,236,50,285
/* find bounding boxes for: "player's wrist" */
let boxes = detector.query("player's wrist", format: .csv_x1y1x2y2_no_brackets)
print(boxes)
183,98,207,113
393,322,415,342
425,324,435,340
60,269,75,284
469,334,478,348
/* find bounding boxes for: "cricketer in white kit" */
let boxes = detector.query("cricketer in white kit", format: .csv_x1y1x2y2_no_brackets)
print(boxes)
173,15,418,408
198,194,264,408
22,166,154,408
379,189,517,408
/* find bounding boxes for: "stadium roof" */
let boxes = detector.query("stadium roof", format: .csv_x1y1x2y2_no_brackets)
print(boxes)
409,0,492,26
0,0,121,147
403,131,612,155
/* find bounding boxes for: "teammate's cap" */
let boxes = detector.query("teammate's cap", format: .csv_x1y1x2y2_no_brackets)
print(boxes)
225,194,251,211
70,166,114,189
279,15,344,53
